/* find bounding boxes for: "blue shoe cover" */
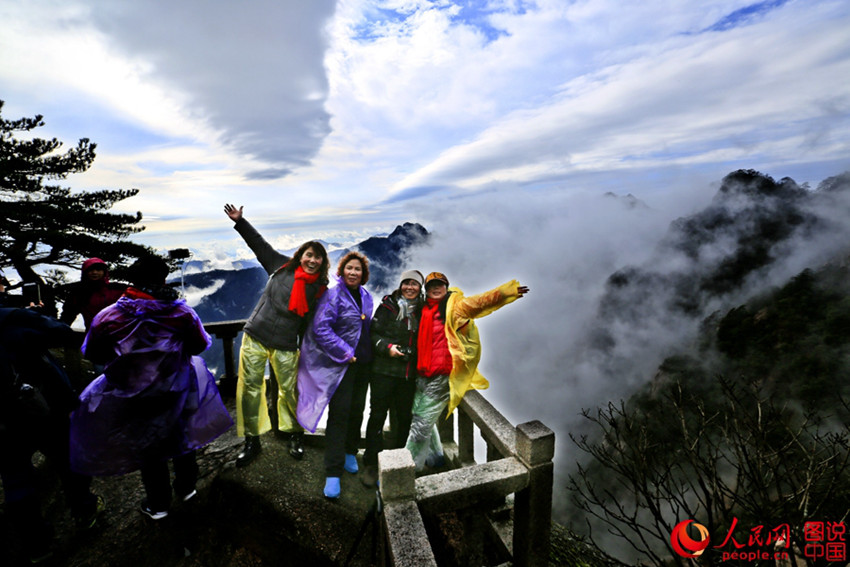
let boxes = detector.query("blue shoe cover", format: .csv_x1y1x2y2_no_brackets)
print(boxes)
344,453,359,474
324,477,341,499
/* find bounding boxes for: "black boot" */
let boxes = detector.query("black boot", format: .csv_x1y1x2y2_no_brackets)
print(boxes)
288,432,304,460
236,435,262,468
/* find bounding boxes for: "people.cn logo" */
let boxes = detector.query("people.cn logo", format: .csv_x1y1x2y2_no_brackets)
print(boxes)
671,520,711,558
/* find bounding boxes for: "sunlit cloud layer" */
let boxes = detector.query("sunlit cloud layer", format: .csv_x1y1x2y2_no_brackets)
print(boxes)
0,0,848,258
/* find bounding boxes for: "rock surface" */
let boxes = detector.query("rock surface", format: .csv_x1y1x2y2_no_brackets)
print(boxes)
0,399,380,567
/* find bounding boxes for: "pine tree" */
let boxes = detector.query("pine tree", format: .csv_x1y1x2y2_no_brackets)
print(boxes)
0,100,153,296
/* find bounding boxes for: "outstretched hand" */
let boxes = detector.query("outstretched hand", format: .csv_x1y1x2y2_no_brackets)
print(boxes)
224,203,243,223
517,285,529,298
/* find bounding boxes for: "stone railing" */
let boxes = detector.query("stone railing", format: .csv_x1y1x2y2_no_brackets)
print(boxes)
200,320,555,566
379,390,555,567
69,320,554,565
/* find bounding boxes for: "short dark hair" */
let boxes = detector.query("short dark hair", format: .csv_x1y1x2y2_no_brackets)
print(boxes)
336,251,370,285
288,241,329,281
127,255,170,287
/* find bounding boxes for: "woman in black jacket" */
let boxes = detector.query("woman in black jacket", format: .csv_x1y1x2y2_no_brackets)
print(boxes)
360,270,424,487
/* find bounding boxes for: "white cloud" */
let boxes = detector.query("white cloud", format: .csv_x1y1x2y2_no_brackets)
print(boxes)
1,0,848,261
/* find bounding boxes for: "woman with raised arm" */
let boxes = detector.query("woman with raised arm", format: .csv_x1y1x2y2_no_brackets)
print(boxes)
224,204,329,467
406,272,529,471
296,251,373,499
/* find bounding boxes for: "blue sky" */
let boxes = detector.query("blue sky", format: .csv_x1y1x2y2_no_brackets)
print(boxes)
1,0,848,264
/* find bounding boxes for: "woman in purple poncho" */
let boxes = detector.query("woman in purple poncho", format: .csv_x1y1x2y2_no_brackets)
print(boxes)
297,251,373,499
69,255,232,520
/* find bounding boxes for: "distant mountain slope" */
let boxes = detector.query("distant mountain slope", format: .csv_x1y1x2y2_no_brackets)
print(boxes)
583,169,850,382
354,222,430,290
569,257,850,563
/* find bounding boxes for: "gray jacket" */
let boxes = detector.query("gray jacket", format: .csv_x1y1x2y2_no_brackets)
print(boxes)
235,218,327,351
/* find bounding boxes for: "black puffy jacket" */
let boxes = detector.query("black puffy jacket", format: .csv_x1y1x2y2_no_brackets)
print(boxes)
370,290,422,379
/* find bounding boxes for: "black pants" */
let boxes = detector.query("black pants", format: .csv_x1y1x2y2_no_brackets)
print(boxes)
139,451,198,512
362,372,416,467
324,363,369,477
0,414,95,544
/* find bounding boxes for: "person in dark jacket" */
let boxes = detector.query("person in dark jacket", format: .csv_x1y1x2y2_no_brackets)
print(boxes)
0,298,102,563
59,258,127,329
359,269,424,487
224,204,329,466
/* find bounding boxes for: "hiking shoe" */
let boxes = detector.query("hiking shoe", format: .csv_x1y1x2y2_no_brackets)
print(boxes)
323,477,341,499
288,432,304,460
76,495,105,530
344,453,359,474
360,465,378,488
25,527,55,564
425,453,446,468
236,435,262,468
28,548,54,564
179,489,197,503
139,500,168,520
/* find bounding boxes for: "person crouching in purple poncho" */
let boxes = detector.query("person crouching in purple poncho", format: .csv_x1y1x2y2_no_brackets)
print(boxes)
69,255,233,520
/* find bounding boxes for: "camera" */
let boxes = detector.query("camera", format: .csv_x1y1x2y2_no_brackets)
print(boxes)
396,345,414,360
22,282,42,305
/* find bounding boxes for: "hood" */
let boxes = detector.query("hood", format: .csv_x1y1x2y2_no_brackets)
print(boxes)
82,258,109,282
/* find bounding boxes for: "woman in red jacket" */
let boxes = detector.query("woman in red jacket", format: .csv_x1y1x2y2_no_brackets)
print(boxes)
406,272,528,471
60,258,126,330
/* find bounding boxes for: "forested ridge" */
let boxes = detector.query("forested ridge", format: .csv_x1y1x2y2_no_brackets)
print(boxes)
570,258,850,565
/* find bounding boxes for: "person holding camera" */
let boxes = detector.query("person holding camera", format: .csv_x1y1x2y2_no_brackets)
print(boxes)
359,270,424,488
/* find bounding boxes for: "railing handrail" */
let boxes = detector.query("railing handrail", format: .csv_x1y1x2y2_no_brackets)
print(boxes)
379,391,554,567
457,389,516,458
185,319,553,566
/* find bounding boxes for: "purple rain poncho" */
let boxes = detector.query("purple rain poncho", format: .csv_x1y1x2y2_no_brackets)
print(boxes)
69,295,233,476
296,278,373,433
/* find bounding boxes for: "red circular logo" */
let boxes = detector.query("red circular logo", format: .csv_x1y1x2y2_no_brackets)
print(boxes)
671,520,710,558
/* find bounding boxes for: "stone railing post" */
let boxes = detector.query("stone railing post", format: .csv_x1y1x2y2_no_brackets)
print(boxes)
438,406,454,444
202,321,244,398
219,333,238,396
513,420,554,567
379,450,437,567
457,410,475,465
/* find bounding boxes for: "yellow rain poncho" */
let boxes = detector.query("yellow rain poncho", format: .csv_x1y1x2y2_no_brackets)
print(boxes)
443,279,522,415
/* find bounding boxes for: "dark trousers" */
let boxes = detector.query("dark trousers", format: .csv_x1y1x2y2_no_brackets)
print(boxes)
363,372,416,467
139,451,198,512
324,363,369,476
0,415,95,544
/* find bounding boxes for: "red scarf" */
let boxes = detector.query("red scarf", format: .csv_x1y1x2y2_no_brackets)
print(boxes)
124,287,155,300
417,298,441,374
288,265,321,316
